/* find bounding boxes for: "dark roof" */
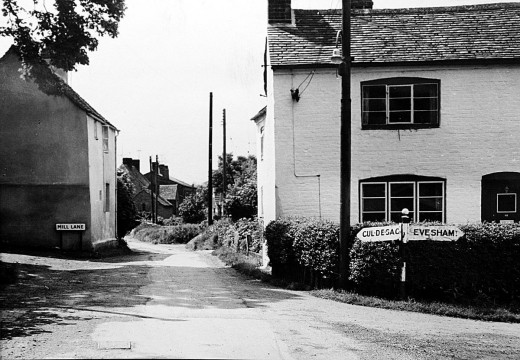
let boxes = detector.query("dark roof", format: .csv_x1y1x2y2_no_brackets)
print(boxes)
0,46,117,129
160,184,178,200
268,3,520,67
120,164,150,190
135,189,173,207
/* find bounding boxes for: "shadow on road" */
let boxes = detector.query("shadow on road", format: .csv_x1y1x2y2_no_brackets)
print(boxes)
1,245,303,341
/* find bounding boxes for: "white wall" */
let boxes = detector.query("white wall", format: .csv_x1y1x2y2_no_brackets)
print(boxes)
267,64,520,224
87,115,117,248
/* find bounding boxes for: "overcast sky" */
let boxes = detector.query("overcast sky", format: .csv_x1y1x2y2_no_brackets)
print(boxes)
1,0,518,184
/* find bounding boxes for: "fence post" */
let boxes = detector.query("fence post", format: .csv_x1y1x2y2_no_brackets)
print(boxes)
400,208,410,299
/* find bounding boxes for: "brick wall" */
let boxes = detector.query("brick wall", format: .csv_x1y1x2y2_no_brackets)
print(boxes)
268,64,520,224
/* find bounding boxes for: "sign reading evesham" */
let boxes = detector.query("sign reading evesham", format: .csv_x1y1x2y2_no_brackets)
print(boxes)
56,223,86,231
408,225,463,242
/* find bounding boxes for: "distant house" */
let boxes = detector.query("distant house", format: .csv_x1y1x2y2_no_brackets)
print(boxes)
121,158,195,218
143,163,196,216
0,47,119,251
257,0,520,225
120,158,173,218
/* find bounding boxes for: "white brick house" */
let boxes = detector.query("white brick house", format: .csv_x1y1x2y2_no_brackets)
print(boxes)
255,1,520,225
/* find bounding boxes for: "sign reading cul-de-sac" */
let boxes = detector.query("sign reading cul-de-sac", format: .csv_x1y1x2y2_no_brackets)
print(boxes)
356,224,401,242
56,224,86,231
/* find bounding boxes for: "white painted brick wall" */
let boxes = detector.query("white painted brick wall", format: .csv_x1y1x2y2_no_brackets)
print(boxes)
264,64,520,224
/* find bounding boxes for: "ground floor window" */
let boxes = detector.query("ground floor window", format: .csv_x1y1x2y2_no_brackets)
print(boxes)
482,172,520,223
360,175,445,223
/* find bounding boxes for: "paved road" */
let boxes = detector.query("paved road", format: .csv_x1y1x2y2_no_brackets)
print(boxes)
1,239,519,359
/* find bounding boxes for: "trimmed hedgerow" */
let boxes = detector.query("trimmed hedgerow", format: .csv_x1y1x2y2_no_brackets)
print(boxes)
349,222,520,305
293,218,340,279
132,223,204,244
264,217,303,278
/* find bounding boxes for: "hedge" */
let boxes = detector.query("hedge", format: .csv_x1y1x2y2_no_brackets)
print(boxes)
266,218,520,306
132,222,204,244
349,222,520,305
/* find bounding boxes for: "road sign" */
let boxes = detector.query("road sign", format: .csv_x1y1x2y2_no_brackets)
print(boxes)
357,224,401,242
408,225,463,241
56,223,86,231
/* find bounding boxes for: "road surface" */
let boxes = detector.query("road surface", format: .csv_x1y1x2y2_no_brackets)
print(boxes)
1,238,519,359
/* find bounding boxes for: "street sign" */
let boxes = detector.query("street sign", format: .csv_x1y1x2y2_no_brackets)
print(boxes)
408,225,463,242
357,224,401,242
56,223,86,231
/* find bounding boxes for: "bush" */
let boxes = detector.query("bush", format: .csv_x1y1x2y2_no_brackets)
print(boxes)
349,222,520,305
133,223,204,244
116,169,139,239
293,218,340,280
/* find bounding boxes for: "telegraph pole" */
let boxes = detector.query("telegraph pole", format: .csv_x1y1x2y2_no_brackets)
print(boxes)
155,155,159,224
208,92,214,225
149,156,155,223
339,0,352,289
222,108,227,217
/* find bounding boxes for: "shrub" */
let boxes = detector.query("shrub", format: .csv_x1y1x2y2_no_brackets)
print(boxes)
116,169,139,239
349,222,520,305
235,218,263,253
186,232,218,251
133,223,203,244
293,218,340,280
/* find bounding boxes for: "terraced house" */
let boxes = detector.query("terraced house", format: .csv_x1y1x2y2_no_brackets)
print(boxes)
256,0,520,225
0,47,119,251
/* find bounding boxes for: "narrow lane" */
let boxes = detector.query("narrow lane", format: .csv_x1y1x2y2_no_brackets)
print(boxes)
1,239,519,359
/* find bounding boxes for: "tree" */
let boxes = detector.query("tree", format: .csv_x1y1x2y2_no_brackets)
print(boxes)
178,185,208,224
1,0,126,90
222,155,257,221
117,168,138,240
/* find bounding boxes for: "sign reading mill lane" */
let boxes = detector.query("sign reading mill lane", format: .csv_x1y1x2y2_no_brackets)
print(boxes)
56,223,86,231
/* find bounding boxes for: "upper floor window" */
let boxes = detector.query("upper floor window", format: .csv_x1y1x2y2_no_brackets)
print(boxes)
102,126,109,153
361,77,440,130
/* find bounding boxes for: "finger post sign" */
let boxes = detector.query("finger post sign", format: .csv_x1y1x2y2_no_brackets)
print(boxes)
356,224,401,242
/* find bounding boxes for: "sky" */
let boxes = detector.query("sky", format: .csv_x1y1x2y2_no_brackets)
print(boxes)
1,0,518,184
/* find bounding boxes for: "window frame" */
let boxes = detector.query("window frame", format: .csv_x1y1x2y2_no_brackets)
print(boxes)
361,77,440,130
359,176,446,223
102,125,109,153
497,193,517,213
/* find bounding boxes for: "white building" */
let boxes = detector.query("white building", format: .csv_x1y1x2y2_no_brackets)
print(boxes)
255,0,520,225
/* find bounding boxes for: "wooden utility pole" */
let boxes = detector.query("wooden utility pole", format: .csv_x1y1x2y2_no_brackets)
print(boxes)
339,0,352,289
155,155,159,224
149,156,155,223
222,108,227,217
208,92,213,225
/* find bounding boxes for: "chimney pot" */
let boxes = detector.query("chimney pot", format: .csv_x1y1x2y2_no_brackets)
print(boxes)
352,0,373,9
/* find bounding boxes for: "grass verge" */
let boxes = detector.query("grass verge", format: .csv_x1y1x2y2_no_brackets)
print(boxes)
312,289,520,323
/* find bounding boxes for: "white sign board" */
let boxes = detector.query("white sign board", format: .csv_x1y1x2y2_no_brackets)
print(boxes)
357,225,401,242
56,223,86,231
408,225,463,242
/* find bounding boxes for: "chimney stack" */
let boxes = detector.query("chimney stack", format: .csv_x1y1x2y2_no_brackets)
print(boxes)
352,0,373,9
123,157,141,172
268,0,292,24
159,164,169,181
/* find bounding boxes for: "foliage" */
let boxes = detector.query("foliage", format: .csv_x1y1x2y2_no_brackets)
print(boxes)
312,289,520,323
162,215,184,226
348,240,401,298
178,185,208,224
1,0,126,92
116,169,138,239
185,231,218,251
348,221,520,305
224,173,257,221
132,223,203,244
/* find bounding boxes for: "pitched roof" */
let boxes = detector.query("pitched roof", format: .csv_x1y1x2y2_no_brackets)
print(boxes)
268,3,520,67
119,164,150,191
0,46,117,130
160,184,178,200
135,189,173,207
